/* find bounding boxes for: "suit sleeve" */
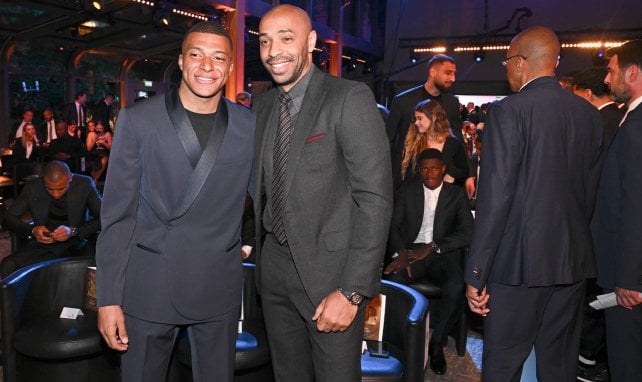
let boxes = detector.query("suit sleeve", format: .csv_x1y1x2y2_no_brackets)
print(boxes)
385,95,403,143
338,83,393,297
3,181,37,238
388,183,411,255
465,101,523,289
616,111,642,291
435,187,473,254
95,108,142,307
76,177,102,239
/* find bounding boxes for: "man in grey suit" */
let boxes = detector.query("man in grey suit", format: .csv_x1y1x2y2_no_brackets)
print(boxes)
254,5,392,381
593,39,642,382
96,22,255,381
465,27,603,381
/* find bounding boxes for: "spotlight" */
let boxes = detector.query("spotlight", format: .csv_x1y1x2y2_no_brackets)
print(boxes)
592,49,607,66
153,3,172,28
473,50,485,62
410,52,420,64
363,63,373,74
347,58,357,73
83,0,103,12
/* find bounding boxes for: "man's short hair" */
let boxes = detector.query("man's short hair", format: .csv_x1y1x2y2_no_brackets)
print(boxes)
428,54,455,71
183,21,233,51
606,39,642,70
573,67,610,97
417,148,444,163
44,160,72,180
75,91,87,100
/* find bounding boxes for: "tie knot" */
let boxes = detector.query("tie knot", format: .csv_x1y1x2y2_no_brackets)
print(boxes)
279,93,291,105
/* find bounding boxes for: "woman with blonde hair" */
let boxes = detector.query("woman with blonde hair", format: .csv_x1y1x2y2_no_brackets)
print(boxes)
400,99,469,185
12,122,44,162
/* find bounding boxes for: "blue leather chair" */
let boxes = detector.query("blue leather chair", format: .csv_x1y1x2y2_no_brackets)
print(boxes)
0,256,117,382
361,280,429,382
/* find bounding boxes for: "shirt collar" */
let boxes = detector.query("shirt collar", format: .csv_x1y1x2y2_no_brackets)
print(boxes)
621,95,642,125
280,67,314,115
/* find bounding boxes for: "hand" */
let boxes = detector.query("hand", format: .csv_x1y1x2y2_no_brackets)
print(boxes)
443,174,455,183
312,290,358,333
383,250,412,278
32,225,55,244
465,177,476,199
407,244,433,263
98,305,129,351
615,287,642,310
466,284,490,316
50,225,72,242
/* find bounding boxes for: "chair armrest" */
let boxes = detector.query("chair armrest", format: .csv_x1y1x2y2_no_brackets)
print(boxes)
380,280,428,382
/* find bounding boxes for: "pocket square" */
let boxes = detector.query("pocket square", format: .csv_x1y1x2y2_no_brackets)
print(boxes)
305,133,326,143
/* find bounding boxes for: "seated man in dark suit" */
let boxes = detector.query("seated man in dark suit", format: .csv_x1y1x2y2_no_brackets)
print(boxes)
1,160,101,277
49,121,85,171
384,148,473,375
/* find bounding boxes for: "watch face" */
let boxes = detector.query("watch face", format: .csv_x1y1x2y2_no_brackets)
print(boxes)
350,293,363,305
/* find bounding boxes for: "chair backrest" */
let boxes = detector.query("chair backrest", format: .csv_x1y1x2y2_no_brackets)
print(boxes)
2,256,95,323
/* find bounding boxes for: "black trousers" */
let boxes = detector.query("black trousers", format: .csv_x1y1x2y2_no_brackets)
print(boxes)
0,238,93,278
603,288,642,382
482,281,585,382
121,308,239,382
259,234,365,382
386,248,464,345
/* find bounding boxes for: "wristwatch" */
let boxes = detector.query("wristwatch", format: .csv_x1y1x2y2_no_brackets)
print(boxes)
338,288,364,305
71,227,79,237
430,241,441,254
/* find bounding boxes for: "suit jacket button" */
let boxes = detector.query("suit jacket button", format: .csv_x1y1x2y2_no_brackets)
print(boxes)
473,267,481,279
167,224,173,230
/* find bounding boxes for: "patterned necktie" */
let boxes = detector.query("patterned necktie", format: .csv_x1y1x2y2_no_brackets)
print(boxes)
272,93,292,244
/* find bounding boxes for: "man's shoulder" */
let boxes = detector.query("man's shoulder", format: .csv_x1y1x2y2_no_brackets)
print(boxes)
393,85,424,101
70,173,96,189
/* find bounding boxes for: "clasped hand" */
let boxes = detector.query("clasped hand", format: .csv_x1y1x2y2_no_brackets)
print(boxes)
383,244,433,278
32,225,73,244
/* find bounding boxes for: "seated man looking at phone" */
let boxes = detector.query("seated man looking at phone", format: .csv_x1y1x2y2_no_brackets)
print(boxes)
1,160,101,277
384,149,473,375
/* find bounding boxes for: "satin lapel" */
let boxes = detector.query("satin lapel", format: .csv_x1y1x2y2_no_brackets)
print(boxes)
166,89,201,168
282,68,326,198
434,184,448,229
170,99,229,221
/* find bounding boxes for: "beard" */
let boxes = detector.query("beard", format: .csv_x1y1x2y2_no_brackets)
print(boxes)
610,83,631,105
435,79,453,93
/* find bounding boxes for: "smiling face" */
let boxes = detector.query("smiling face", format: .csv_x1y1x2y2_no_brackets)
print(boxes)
259,5,316,92
414,111,433,134
178,31,233,111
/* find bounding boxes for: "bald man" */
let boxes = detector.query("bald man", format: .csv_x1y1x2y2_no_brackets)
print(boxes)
254,4,391,381
1,160,101,277
464,27,603,380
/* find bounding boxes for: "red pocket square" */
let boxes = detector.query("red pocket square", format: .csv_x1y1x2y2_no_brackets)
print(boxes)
305,133,326,143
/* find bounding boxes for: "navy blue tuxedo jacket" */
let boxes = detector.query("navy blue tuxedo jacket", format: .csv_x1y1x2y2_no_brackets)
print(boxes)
96,91,255,323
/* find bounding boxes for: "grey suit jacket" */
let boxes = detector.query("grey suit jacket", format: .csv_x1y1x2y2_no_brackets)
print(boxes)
253,67,393,305
465,76,603,289
96,90,255,323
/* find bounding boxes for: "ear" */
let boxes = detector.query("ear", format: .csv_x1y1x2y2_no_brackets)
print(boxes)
228,61,234,75
307,30,317,53
178,54,184,71
627,65,639,83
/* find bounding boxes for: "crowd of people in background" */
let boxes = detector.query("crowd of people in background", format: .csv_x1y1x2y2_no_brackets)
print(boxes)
1,7,641,382
5,92,116,185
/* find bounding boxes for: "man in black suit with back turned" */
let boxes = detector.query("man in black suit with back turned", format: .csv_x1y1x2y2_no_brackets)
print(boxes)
465,27,603,381
1,160,101,277
254,5,392,381
63,91,88,138
592,39,642,382
572,66,624,372
384,148,472,375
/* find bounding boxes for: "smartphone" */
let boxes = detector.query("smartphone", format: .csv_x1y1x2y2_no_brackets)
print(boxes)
368,341,390,358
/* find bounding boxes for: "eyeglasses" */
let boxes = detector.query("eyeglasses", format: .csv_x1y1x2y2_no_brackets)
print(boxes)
501,55,527,67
